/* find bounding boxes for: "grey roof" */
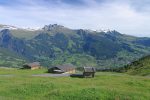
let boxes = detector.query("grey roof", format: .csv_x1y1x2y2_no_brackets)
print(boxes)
26,62,40,68
83,67,96,72
50,64,75,72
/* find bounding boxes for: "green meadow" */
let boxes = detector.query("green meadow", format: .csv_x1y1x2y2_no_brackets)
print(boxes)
0,68,149,100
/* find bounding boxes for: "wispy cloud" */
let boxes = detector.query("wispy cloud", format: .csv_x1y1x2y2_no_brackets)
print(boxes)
0,0,150,37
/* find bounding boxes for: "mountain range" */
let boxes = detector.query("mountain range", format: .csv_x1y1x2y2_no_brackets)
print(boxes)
0,24,150,68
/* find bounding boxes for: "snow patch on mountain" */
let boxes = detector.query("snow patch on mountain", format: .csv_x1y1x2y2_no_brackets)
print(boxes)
0,24,18,30
0,24,41,31
96,29,113,33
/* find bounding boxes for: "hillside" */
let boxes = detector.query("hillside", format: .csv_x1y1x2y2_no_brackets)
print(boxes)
0,47,26,68
121,56,150,76
1,24,150,68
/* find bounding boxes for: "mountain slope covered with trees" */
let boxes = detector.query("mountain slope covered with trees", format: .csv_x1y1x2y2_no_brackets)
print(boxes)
1,24,150,68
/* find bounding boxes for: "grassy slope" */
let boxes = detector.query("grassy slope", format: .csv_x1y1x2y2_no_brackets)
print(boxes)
10,29,40,40
123,56,150,76
0,48,26,67
10,28,76,40
0,68,149,100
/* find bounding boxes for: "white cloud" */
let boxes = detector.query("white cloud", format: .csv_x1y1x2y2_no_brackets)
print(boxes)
0,0,150,37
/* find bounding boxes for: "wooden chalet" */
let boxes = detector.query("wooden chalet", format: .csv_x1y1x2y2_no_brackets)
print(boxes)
23,62,40,70
83,67,96,78
48,64,76,74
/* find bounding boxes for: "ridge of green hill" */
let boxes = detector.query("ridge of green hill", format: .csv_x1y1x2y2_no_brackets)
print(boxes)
121,55,150,76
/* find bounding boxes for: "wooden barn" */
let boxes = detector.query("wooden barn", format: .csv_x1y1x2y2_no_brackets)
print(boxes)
23,62,40,70
48,64,76,74
83,67,96,78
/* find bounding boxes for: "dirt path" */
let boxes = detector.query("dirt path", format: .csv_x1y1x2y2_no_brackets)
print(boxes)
0,74,70,77
32,73,71,77
0,75,14,77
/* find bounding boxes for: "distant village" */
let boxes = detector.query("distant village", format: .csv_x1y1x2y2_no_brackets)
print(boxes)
23,62,96,78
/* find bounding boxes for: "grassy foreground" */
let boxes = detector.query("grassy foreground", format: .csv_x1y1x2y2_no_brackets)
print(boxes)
0,68,150,100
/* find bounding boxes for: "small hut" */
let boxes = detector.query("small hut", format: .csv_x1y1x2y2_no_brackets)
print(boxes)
48,64,75,74
23,62,40,70
83,67,96,78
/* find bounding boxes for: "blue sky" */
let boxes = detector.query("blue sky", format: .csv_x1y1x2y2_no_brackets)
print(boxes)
0,0,150,37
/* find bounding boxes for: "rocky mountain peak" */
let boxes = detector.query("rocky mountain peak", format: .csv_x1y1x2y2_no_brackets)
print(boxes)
42,24,65,31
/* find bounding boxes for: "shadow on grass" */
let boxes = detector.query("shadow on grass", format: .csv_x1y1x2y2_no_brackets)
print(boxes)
70,74,84,78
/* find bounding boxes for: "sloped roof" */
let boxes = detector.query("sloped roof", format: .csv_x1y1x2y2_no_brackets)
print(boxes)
83,67,96,72
51,64,75,72
27,62,40,68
